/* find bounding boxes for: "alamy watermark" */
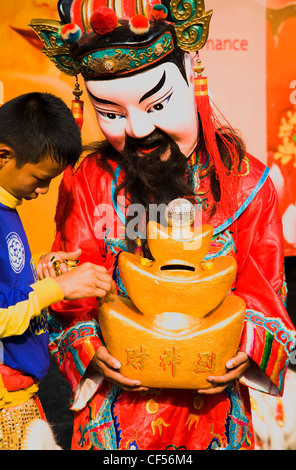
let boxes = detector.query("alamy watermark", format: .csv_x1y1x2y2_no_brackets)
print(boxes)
93,197,203,249
289,349,296,365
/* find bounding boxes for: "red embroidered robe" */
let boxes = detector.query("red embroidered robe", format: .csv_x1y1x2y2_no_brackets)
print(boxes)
48,150,295,450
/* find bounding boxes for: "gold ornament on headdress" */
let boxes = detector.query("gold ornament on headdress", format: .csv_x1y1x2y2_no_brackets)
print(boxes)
29,19,78,76
170,0,212,54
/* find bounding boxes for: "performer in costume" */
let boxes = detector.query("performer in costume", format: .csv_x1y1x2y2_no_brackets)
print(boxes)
31,0,296,450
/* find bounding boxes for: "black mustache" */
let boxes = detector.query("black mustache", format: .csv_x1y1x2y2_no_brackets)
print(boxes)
125,129,168,150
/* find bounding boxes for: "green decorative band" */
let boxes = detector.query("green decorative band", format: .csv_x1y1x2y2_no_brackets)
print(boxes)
74,31,174,78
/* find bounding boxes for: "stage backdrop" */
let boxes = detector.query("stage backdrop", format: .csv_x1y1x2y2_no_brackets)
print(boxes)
0,0,295,256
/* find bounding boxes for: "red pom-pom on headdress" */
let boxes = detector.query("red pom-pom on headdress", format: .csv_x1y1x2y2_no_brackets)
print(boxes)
90,6,118,36
59,23,81,44
129,15,150,34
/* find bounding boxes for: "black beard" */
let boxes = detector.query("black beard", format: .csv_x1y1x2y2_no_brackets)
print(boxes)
94,130,196,254
112,129,196,254
116,129,194,209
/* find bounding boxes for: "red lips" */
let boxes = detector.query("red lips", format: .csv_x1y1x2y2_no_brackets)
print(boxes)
136,145,159,154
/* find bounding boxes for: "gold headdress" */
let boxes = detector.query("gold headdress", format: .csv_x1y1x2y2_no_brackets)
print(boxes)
29,0,213,78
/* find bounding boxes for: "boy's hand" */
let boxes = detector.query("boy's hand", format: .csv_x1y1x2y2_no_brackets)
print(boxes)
37,249,82,279
54,262,116,300
88,346,149,392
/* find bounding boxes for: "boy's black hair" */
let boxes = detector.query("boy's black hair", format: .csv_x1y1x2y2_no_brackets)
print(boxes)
0,92,82,168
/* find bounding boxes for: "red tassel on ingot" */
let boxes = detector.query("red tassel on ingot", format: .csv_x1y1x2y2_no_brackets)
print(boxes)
72,78,84,130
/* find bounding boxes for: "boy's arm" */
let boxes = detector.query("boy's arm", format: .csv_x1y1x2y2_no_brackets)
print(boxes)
0,277,64,338
1,257,114,339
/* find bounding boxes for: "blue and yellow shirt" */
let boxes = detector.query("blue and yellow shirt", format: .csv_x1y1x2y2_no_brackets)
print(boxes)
0,187,64,382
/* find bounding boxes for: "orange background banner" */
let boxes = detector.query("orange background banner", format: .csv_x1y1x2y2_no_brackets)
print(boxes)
1,0,296,256
266,1,296,256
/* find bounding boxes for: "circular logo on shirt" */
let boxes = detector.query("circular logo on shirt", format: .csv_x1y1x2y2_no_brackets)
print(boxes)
6,232,25,274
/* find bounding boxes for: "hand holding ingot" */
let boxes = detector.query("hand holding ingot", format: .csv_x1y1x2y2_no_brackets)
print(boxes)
98,198,246,390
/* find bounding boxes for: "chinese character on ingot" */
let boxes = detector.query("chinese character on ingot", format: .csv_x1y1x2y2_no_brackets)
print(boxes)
126,346,149,370
159,347,182,377
194,352,216,374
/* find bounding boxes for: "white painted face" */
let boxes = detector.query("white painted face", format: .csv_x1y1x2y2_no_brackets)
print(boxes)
85,57,199,158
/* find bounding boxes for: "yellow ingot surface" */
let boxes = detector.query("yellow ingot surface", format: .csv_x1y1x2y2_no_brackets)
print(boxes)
119,252,237,318
99,294,245,389
98,218,246,389
147,221,213,265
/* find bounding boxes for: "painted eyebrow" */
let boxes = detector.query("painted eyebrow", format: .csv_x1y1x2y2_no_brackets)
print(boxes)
87,70,167,107
139,71,166,103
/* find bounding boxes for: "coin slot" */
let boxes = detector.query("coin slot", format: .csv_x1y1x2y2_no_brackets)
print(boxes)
160,265,195,272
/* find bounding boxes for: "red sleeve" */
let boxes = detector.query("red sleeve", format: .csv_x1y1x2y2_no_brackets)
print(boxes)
48,156,119,395
234,176,295,395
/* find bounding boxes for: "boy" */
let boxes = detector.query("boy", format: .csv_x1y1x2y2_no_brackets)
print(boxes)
0,92,114,450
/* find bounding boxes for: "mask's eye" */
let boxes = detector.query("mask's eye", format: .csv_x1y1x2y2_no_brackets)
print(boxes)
147,92,172,114
97,110,124,120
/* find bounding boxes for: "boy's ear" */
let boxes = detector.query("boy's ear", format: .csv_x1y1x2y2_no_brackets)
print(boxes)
0,146,13,168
